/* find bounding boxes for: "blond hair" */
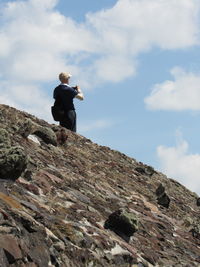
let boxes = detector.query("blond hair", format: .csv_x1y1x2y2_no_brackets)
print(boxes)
59,72,71,82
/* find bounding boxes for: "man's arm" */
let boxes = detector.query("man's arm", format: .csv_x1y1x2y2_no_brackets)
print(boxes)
75,86,84,100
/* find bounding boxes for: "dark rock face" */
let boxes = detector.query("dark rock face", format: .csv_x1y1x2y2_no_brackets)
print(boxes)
0,104,200,267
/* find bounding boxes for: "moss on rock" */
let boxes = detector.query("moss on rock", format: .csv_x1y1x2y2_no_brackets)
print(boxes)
0,146,27,180
0,128,11,148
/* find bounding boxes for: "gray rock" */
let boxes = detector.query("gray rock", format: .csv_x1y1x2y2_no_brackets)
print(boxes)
19,118,37,138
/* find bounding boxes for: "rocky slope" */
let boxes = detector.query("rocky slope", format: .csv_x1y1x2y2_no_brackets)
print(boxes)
0,104,200,267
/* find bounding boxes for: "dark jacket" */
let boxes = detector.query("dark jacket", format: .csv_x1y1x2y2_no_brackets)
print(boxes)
53,84,78,112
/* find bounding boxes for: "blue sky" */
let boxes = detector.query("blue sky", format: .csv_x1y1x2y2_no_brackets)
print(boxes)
1,0,200,194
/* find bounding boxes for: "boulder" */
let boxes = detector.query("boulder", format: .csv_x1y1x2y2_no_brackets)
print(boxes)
0,146,27,180
19,119,57,146
33,126,57,146
104,209,139,242
156,184,171,208
135,165,155,176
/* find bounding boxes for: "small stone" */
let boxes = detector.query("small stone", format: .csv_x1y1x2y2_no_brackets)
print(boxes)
54,241,65,252
0,226,13,234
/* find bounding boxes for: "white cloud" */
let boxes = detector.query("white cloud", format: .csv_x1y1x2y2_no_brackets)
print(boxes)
0,0,200,119
0,80,52,121
1,0,199,84
86,0,200,82
145,67,200,110
88,0,200,52
157,135,200,194
79,119,113,133
94,56,136,83
0,0,94,119
0,0,94,83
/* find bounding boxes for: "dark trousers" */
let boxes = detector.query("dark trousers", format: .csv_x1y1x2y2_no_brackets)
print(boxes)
60,110,77,132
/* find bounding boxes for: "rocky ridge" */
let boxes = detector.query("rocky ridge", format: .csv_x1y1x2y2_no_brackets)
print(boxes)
0,104,200,267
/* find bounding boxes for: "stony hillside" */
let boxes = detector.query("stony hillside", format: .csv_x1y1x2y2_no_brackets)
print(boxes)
0,104,200,267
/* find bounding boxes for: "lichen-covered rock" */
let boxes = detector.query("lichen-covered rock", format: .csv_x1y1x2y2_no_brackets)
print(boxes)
34,126,57,146
18,118,37,138
104,209,139,241
0,128,11,148
0,146,27,180
19,118,57,146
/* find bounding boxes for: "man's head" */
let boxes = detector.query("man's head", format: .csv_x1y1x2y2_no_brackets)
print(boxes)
59,72,72,84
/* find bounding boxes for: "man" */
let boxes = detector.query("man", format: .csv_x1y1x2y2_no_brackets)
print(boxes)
53,72,84,132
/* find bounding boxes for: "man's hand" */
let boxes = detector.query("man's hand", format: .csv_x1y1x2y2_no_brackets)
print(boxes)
75,85,81,93
73,85,84,100
75,86,84,100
